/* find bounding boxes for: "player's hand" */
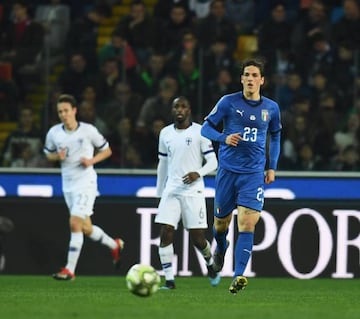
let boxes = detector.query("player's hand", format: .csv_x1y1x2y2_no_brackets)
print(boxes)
265,169,275,184
182,172,200,184
226,133,242,147
58,148,67,161
80,157,93,167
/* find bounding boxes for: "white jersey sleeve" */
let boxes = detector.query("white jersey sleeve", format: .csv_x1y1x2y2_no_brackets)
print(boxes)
196,135,218,177
156,128,168,197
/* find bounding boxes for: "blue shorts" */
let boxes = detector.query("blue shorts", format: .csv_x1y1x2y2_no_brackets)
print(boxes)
214,167,265,218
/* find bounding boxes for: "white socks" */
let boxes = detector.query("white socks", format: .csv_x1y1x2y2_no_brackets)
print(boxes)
88,225,117,250
201,240,214,266
65,232,83,273
159,244,174,281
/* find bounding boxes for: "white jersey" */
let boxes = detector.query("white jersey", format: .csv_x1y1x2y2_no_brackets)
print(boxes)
44,122,109,192
156,122,217,197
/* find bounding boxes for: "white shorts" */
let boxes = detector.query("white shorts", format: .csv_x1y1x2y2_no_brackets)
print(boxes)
155,193,208,230
63,186,97,219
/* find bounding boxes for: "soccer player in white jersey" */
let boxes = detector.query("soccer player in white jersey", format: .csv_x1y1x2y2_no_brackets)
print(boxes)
155,96,219,289
44,94,124,281
201,58,282,294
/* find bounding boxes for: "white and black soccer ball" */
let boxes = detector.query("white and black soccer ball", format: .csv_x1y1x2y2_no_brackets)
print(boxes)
125,264,161,297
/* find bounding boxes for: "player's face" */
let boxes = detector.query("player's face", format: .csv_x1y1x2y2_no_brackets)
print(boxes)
241,65,264,97
172,99,191,124
57,102,77,126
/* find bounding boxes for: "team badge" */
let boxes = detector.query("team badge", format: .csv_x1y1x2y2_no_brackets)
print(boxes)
261,109,269,121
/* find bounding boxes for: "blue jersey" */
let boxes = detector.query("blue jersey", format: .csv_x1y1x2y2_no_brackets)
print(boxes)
203,91,282,173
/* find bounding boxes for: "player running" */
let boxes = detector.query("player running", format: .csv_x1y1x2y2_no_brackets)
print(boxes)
201,58,282,294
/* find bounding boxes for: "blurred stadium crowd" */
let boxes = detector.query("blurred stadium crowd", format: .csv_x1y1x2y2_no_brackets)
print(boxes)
0,0,359,171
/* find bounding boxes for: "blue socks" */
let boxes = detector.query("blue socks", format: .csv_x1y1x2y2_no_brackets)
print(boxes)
234,232,254,276
212,226,228,253
213,228,254,275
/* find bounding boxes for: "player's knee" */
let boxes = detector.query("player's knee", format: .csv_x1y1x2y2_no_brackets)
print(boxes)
69,215,84,232
214,223,227,233
214,217,230,233
237,218,258,232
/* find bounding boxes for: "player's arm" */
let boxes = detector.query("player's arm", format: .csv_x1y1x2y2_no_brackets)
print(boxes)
265,103,282,184
43,129,66,162
201,121,241,146
183,153,218,184
183,136,219,184
81,146,112,167
201,99,228,143
201,120,227,143
183,153,218,185
156,156,167,196
201,98,241,145
265,130,281,184
81,126,112,167
197,136,218,177
45,149,66,162
156,130,167,197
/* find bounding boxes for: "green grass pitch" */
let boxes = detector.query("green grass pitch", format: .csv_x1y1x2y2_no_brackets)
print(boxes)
0,275,359,319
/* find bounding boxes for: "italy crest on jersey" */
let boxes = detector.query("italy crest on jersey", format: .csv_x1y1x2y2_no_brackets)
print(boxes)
261,109,269,122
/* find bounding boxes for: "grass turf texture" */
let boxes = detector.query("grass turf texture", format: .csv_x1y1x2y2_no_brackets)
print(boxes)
0,276,359,319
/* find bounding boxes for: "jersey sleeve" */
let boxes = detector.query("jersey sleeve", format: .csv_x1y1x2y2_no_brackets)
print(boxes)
156,128,168,196
269,102,282,133
43,128,56,154
157,129,167,158
89,125,109,150
196,135,218,177
205,95,228,126
202,96,229,143
268,102,282,169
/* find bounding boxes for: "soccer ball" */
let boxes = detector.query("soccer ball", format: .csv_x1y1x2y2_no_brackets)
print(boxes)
125,264,161,297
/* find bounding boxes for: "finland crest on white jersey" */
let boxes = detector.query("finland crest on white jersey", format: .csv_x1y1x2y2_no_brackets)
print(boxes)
158,122,213,196
44,122,109,192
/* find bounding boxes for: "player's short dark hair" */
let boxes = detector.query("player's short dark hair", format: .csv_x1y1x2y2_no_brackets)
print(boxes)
57,94,77,108
172,96,190,108
240,58,265,76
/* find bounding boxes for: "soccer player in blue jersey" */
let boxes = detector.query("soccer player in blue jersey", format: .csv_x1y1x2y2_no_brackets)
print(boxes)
201,58,282,294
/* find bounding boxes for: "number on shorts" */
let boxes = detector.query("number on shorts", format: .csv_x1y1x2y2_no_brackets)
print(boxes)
256,187,264,203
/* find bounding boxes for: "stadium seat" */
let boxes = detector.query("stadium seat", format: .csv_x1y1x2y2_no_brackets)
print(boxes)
0,122,17,132
143,0,158,7
0,122,16,152
234,35,258,61
98,25,114,37
97,36,111,48
112,5,131,17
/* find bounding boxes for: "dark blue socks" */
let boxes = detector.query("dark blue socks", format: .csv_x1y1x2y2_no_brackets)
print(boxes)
212,226,228,253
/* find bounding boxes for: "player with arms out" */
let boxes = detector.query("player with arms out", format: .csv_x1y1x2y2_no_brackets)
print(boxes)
201,58,282,294
155,96,219,289
44,94,124,280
